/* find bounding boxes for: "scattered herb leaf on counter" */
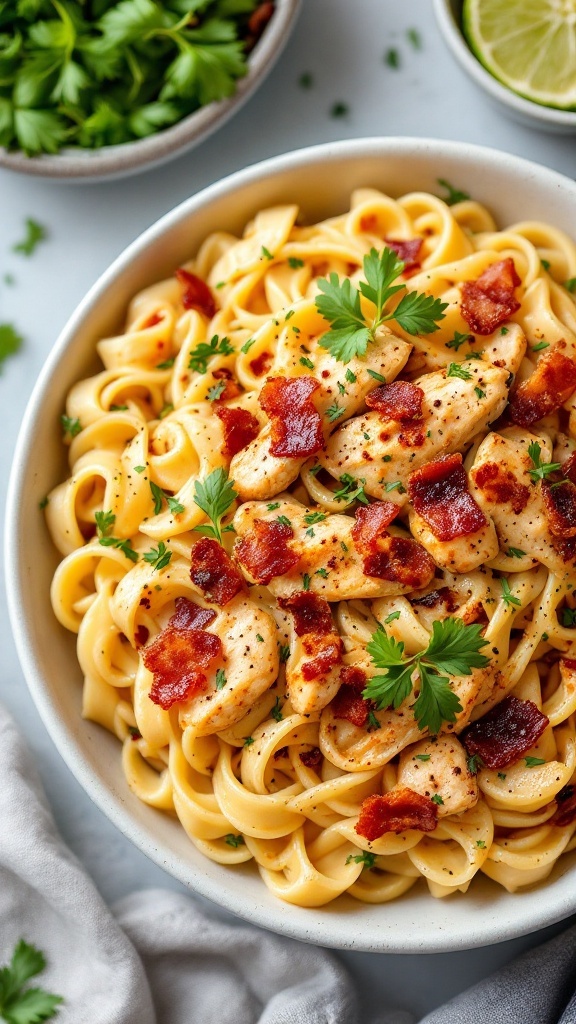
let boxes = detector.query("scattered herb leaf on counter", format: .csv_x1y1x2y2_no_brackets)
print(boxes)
0,0,268,155
0,939,63,1023
0,323,23,371
13,218,47,256
330,101,349,118
384,48,400,69
406,27,422,50
298,71,313,88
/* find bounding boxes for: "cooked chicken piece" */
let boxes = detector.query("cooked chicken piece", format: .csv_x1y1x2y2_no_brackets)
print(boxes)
397,736,478,816
281,599,342,717
470,427,575,576
404,322,526,377
408,505,499,574
318,361,510,502
233,497,433,601
179,593,279,736
230,317,411,501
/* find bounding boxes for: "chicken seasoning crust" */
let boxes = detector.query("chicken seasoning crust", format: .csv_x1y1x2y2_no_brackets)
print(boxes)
47,188,576,907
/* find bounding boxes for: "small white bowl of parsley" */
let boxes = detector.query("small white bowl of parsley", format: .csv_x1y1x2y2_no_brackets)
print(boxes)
0,0,300,180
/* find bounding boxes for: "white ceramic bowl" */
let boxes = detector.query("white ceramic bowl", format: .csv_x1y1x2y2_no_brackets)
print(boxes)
7,137,576,953
0,0,300,182
433,0,576,134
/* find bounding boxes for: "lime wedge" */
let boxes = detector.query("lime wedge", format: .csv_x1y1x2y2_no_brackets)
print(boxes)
463,0,576,110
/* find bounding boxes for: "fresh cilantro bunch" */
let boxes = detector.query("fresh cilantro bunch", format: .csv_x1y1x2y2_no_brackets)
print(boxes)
362,617,490,735
0,0,261,155
315,247,448,363
0,940,62,1023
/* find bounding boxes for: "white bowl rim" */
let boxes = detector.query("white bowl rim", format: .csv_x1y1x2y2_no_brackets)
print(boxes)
0,0,301,181
433,0,576,127
7,136,576,953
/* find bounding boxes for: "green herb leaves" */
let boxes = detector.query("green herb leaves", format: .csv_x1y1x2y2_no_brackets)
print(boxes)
315,246,447,363
362,618,490,735
188,334,234,374
0,939,62,1024
0,324,24,372
527,441,562,483
95,510,138,561
193,466,237,544
12,218,47,256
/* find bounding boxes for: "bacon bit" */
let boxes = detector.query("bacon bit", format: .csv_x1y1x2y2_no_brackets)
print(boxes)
300,746,323,768
542,478,576,538
331,666,371,727
250,351,273,376
248,0,274,38
408,453,487,541
175,268,217,318
364,535,435,588
562,452,576,486
278,591,333,636
135,624,149,647
260,376,325,458
144,599,222,710
384,237,423,272
472,461,530,515
398,422,426,449
355,788,438,841
410,586,458,612
216,407,260,457
562,658,576,671
340,665,368,688
235,519,299,584
301,638,343,680
462,695,549,769
461,258,521,335
273,746,289,760
365,380,424,421
143,312,163,329
351,502,398,554
508,349,576,427
211,367,241,402
552,784,576,827
190,538,245,606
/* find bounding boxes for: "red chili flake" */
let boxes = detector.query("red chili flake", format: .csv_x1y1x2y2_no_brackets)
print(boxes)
259,376,325,458
278,591,334,636
552,784,576,827
216,407,260,457
508,349,576,427
365,380,424,421
462,695,549,769
355,788,438,841
170,596,217,631
175,268,216,318
332,666,370,727
461,258,521,335
384,237,423,272
542,478,576,538
144,599,222,710
235,519,299,584
250,351,273,376
300,746,323,768
190,537,245,606
472,461,530,515
143,312,163,329
351,501,398,555
211,367,241,402
408,453,487,541
135,624,150,647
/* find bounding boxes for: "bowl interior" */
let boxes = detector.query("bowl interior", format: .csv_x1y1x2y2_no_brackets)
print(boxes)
7,137,576,952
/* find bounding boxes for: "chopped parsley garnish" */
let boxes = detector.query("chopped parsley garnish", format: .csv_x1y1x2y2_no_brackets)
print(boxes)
476,839,486,849
215,668,227,690
437,179,470,206
243,736,255,747
474,387,486,400
60,414,81,438
13,218,47,256
302,573,311,591
326,400,345,422
267,502,280,511
345,368,357,383
279,645,290,664
38,496,49,510
304,511,326,525
447,362,473,381
156,356,175,369
271,696,284,721
366,710,380,731
562,607,576,627
541,259,551,271
467,754,484,775
431,794,444,805
384,48,400,68
289,256,305,268
95,510,138,562
277,515,292,527
407,27,422,49
134,465,146,475
385,480,405,494
362,618,490,735
143,541,171,571
446,330,473,351
193,467,237,545
315,567,329,578
299,356,314,369
507,547,526,559
207,379,226,401
240,337,256,354
0,939,62,1023
159,402,173,419
224,833,244,847
261,246,273,261
415,753,431,762
531,341,549,352
315,246,447,362
524,756,546,767
110,403,128,411
298,72,313,88
500,577,521,608
256,634,264,643
384,611,401,624
188,335,233,374
333,473,368,505
366,369,387,383
345,851,376,868
497,772,507,781
527,441,562,483
150,482,184,516
330,101,349,118
565,278,576,294
0,323,24,372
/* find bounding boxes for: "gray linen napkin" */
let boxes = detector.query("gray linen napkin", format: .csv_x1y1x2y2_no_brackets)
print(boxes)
1,698,576,1024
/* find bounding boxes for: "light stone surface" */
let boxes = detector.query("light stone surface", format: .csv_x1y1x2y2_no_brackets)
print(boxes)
1,0,575,1018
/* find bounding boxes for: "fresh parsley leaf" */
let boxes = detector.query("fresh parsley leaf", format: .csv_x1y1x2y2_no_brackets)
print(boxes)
60,414,81,438
497,772,507,781
288,256,305,268
527,441,562,483
243,735,255,746
507,547,526,559
524,756,546,767
302,573,311,591
467,753,484,775
299,356,314,369
0,324,24,372
266,502,280,511
333,473,368,505
315,567,329,578
384,610,401,623
240,337,255,354
384,48,400,68
366,710,380,731
474,387,486,400
278,645,290,664
193,467,237,545
415,753,431,761
561,607,576,627
500,577,521,608
366,369,387,383
431,793,444,805
150,481,164,515
326,400,344,423
215,667,227,690
224,833,244,846
447,362,472,381
476,839,486,849
437,178,470,206
261,245,273,260
143,541,171,570
531,341,549,352
188,334,233,374
159,402,173,419
277,515,291,527
156,356,175,369
541,259,551,271
345,368,357,383
167,495,185,515
13,218,47,256
345,851,376,868
385,480,405,493
271,696,283,721
303,511,326,524
0,939,62,1024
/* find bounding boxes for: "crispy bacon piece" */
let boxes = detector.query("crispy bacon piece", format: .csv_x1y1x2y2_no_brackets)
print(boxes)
331,665,371,727
248,0,274,38
235,519,299,584
351,501,434,587
462,695,549,769
508,349,576,427
365,380,424,421
211,367,241,402
143,312,163,329
552,784,576,827
542,478,576,538
279,592,342,680
410,587,458,612
460,258,521,335
216,407,260,457
472,461,530,515
260,376,324,458
175,268,217,318
384,237,423,272
250,351,273,377
135,624,149,648
408,453,487,541
300,746,323,768
190,538,245,606
144,598,222,710
351,502,398,552
355,788,438,841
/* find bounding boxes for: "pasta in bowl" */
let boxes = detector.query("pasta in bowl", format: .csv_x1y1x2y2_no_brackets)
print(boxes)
8,138,576,951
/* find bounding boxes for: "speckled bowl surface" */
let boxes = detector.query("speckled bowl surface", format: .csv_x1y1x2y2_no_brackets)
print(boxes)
7,137,576,952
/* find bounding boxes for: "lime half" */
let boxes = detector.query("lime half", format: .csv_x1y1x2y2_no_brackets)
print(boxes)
463,0,576,110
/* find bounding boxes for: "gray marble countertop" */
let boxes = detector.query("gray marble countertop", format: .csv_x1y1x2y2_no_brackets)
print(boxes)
1,1,575,1018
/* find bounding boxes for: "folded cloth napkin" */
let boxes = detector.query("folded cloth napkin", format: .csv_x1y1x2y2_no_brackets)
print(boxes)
1,698,576,1024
